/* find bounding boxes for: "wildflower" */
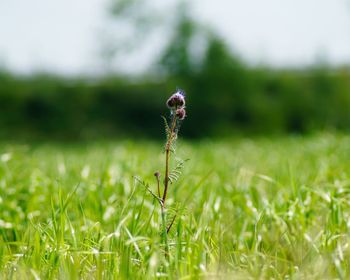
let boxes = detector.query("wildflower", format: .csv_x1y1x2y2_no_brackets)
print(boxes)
175,108,186,120
166,90,186,109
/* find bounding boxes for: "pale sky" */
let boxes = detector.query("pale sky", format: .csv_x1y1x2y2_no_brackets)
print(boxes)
0,0,349,75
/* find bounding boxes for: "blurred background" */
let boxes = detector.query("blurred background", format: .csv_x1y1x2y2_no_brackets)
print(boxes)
0,0,350,140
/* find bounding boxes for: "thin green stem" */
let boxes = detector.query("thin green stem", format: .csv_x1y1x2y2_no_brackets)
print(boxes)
155,174,161,198
167,213,177,234
162,114,177,206
161,207,170,260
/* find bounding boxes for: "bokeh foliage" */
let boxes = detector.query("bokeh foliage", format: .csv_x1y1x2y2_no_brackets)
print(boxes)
0,67,349,140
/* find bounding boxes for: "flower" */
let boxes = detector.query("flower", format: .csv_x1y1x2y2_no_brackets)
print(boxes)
175,108,186,120
166,90,186,109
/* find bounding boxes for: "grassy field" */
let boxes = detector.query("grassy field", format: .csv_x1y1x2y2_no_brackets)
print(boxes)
1,134,350,279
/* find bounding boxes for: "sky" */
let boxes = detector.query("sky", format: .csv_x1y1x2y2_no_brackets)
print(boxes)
0,0,349,75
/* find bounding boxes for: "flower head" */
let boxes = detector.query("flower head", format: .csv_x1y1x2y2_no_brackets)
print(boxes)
175,108,186,120
166,89,186,109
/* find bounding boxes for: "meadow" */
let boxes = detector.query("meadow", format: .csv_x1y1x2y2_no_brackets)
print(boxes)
1,134,350,279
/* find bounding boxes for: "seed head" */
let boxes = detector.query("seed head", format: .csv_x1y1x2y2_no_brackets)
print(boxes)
166,90,186,109
175,108,186,120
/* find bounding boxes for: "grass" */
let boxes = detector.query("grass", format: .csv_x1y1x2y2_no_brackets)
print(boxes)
1,133,350,279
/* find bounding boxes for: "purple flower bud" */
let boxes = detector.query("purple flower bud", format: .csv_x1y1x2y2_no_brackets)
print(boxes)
166,90,186,109
175,108,186,120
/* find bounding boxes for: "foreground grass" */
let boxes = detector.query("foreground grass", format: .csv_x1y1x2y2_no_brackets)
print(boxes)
1,134,350,279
